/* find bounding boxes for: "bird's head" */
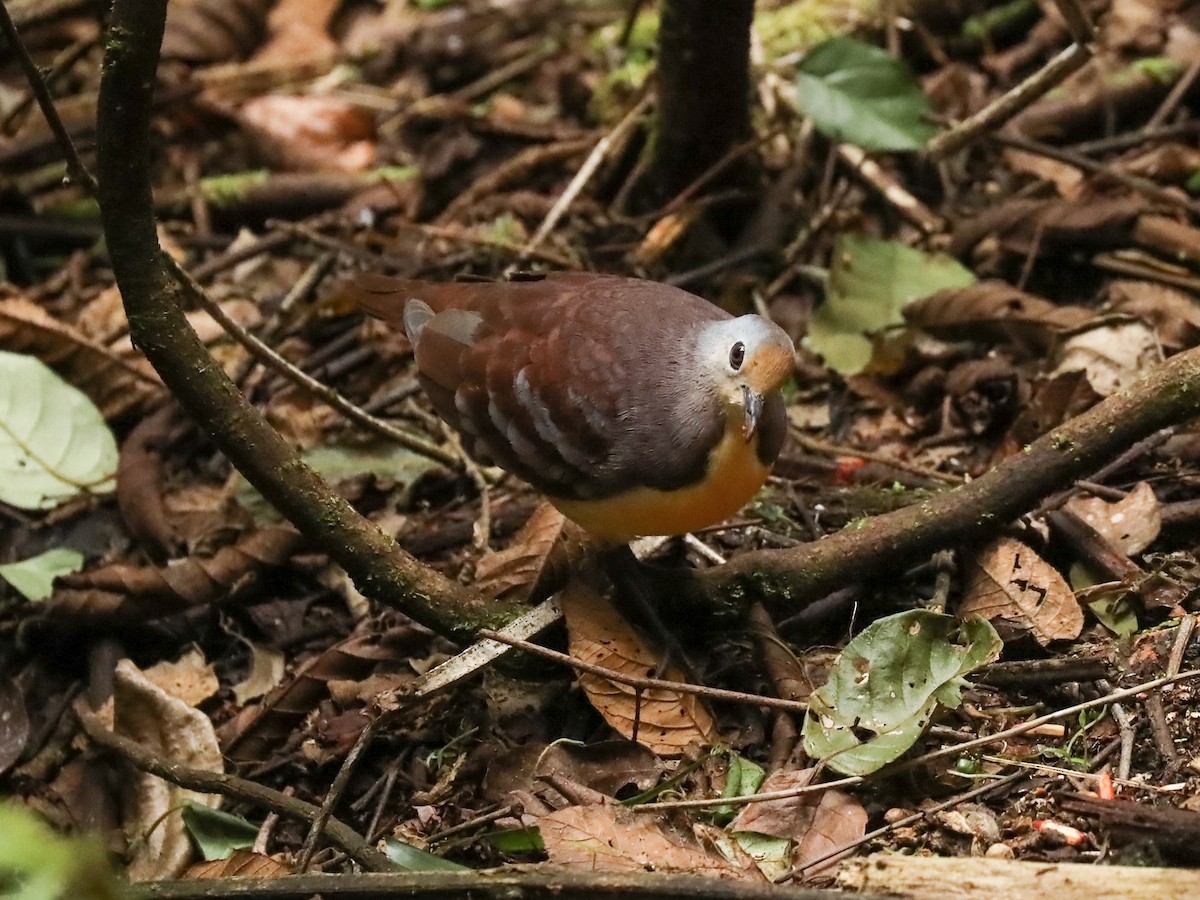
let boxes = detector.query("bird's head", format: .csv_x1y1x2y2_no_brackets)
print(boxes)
696,315,795,440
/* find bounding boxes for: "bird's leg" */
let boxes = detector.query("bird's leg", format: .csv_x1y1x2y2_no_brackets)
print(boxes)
598,543,698,681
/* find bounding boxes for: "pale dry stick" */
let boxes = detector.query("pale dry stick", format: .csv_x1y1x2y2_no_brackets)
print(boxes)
635,668,1200,811
836,143,944,234
1108,698,1136,782
977,754,1186,794
514,93,653,267
1167,615,1196,678
400,219,578,270
1146,57,1200,130
477,628,812,715
0,0,96,193
926,42,1092,160
165,257,459,468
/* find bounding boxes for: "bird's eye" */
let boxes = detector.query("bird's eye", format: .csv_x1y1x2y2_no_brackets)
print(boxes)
729,341,746,371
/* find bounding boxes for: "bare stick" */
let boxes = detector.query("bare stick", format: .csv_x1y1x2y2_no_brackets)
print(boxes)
0,0,97,193
927,43,1092,160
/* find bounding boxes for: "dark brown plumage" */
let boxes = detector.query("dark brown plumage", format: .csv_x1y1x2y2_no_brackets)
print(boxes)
354,272,794,540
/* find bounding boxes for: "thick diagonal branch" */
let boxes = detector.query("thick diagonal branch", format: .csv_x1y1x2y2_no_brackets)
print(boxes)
95,2,523,641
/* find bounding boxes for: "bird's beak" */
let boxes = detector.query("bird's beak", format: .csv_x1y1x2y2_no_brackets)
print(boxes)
742,384,764,441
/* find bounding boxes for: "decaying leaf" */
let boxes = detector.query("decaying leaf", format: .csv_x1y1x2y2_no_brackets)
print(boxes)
961,537,1084,645
803,610,1001,776
76,659,224,880
1064,482,1161,556
475,502,588,602
905,281,1094,354
560,580,717,756
732,768,868,874
533,803,754,878
1107,280,1200,354
185,850,291,879
1051,319,1163,396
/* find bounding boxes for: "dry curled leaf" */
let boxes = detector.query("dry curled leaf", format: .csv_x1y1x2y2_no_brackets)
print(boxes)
960,537,1084,646
904,281,1094,354
47,527,303,622
1107,279,1200,354
221,626,416,761
1064,482,1161,556
185,850,291,879
474,502,588,602
1051,319,1163,397
732,768,867,874
560,579,716,756
76,659,223,880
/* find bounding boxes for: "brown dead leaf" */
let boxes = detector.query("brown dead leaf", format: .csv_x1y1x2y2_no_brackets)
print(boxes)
560,580,717,756
162,0,273,63
904,281,1094,354
534,803,753,878
950,196,1145,260
238,94,377,172
475,502,588,602
185,850,291,879
1064,482,1161,556
961,538,1084,645
1051,319,1163,396
143,648,220,708
48,527,303,622
732,768,867,874
1107,280,1200,353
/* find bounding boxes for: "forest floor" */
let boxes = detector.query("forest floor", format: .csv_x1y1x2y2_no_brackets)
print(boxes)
5,0,1200,896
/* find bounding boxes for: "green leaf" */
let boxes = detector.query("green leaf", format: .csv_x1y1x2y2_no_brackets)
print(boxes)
0,549,84,601
795,37,938,151
710,751,765,823
479,827,545,854
0,803,123,900
383,839,469,871
803,611,1001,776
0,352,118,510
730,832,792,881
806,234,976,374
181,803,258,860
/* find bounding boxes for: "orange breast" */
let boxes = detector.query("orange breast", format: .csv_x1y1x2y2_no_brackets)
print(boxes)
549,416,771,543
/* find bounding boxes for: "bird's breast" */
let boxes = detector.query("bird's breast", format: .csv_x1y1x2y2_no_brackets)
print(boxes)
548,413,772,542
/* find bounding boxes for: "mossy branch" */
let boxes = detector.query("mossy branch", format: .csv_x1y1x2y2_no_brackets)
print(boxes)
95,1,524,642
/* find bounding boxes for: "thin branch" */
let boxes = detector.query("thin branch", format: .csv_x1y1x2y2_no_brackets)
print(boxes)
75,704,392,871
927,42,1092,160
636,668,1200,811
479,628,809,714
96,0,525,642
168,258,460,468
0,0,97,193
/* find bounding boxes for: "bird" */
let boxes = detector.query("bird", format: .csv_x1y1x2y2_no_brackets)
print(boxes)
353,271,795,543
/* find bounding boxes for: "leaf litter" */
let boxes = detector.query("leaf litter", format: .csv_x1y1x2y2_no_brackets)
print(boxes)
6,0,1200,892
